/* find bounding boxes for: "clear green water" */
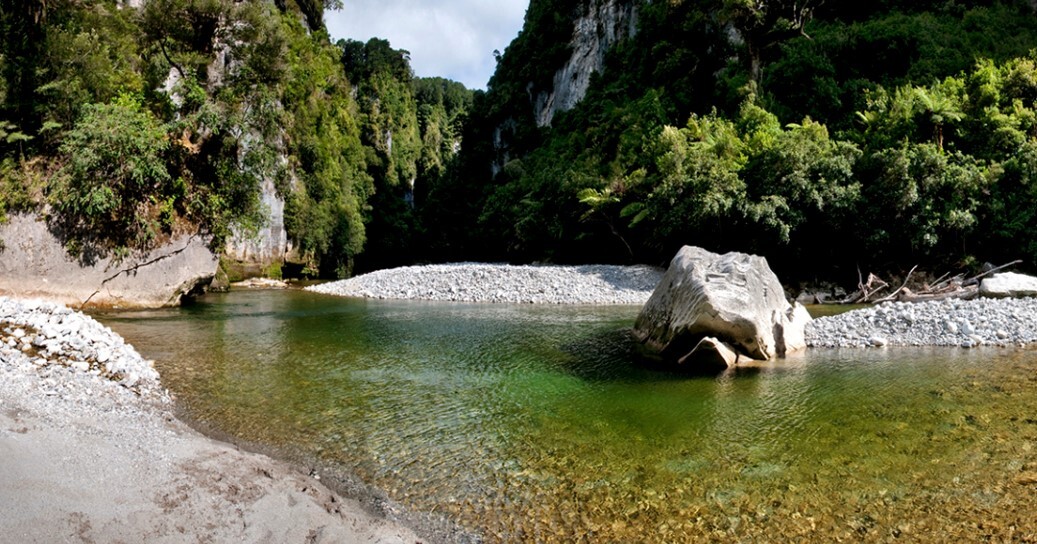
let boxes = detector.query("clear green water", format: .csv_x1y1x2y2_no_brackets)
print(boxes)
101,290,1037,542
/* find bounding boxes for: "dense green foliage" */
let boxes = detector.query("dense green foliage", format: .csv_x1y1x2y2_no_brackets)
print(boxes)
8,0,1037,281
423,0,1037,281
50,95,172,257
0,0,293,258
279,22,371,277
336,38,473,273
0,0,469,276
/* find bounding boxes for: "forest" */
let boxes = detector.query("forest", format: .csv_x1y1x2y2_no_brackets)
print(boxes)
4,0,1037,283
433,0,1037,282
0,0,470,277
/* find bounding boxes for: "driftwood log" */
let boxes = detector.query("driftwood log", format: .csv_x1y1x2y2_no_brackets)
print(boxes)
826,260,1022,305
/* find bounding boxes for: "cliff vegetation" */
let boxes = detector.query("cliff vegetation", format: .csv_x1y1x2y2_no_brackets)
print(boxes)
5,0,1037,283
0,0,470,277
427,0,1037,282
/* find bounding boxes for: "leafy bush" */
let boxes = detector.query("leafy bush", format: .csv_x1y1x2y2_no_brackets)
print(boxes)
49,94,171,256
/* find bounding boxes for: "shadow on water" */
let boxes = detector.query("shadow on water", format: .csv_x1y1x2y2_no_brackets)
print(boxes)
557,327,751,382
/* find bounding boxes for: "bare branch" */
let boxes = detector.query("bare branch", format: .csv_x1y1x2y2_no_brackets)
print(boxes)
874,265,918,304
963,260,1023,286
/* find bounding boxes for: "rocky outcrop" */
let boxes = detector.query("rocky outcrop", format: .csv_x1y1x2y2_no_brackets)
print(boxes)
0,214,218,309
634,246,810,370
532,0,639,127
224,174,289,279
979,272,1037,298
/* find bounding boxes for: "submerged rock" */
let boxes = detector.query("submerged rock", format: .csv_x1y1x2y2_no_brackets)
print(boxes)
231,277,289,289
677,336,744,371
633,246,810,368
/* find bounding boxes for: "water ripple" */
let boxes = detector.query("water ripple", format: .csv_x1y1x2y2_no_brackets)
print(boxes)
102,291,1037,543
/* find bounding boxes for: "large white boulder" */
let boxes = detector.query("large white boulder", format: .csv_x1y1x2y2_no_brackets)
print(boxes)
979,272,1037,298
0,214,218,309
634,246,811,366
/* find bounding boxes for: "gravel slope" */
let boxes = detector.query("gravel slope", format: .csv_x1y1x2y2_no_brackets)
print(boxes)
308,263,664,305
806,297,1037,348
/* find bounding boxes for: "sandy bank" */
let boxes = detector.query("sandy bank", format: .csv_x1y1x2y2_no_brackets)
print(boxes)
0,297,421,543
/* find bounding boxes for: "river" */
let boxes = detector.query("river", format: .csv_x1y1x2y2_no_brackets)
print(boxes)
99,289,1037,542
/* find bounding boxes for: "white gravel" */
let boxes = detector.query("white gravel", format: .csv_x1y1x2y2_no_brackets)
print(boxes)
0,296,164,397
806,297,1037,348
308,263,665,305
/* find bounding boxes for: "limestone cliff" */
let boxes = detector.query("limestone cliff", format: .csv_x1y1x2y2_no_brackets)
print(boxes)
200,13,289,280
487,0,641,176
0,214,218,309
223,172,289,279
532,0,639,127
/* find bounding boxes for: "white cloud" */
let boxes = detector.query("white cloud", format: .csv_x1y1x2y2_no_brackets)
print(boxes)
325,0,528,89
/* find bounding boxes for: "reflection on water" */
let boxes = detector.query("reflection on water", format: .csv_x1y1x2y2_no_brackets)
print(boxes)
101,291,1037,542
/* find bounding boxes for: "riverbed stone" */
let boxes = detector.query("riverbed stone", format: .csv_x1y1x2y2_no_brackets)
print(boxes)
0,296,160,395
807,297,1037,348
633,246,811,363
677,336,743,370
980,272,1037,298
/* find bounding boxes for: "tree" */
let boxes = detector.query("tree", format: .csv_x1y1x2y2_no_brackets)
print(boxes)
49,95,171,258
912,83,964,151
722,0,824,83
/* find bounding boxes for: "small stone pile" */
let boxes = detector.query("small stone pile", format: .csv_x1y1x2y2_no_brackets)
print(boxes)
307,263,664,305
0,296,162,396
806,297,1037,348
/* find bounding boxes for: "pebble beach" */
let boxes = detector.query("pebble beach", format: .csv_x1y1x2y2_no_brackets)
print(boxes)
307,263,665,305
806,297,1037,349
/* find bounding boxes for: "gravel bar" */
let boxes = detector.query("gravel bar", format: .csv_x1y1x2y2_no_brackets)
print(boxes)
307,263,665,305
806,297,1037,348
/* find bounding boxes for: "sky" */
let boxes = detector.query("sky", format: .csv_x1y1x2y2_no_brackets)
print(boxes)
325,0,529,90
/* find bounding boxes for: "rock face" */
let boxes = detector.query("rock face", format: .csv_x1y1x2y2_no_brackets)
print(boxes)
979,272,1037,298
224,175,289,278
634,246,810,368
0,214,218,309
532,0,639,127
